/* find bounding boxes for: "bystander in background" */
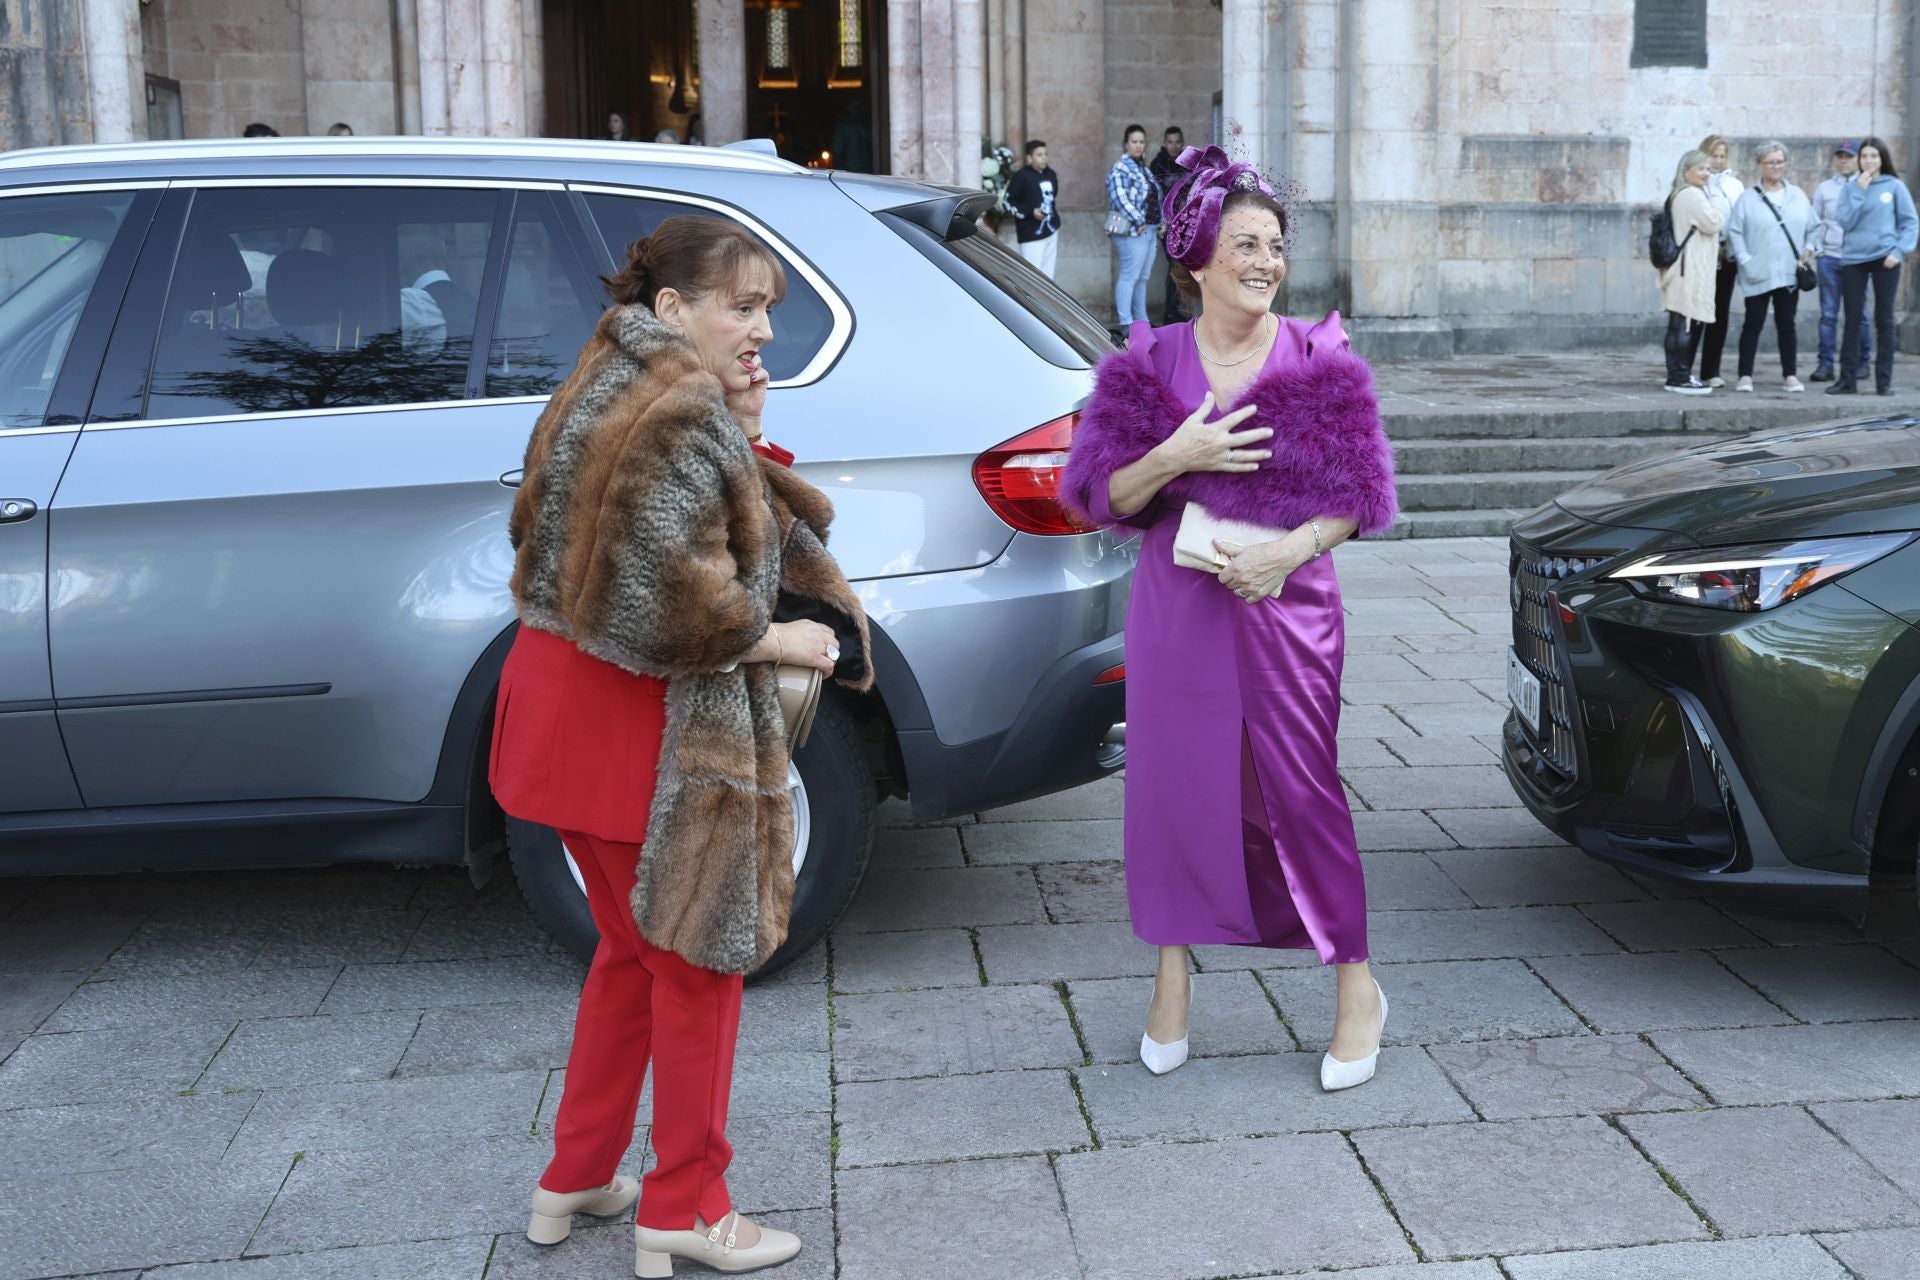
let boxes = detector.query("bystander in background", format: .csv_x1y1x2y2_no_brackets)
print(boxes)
1008,140,1061,280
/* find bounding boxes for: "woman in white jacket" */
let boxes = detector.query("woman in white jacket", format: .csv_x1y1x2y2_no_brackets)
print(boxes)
1725,142,1818,393
1659,150,1725,395
1696,134,1745,387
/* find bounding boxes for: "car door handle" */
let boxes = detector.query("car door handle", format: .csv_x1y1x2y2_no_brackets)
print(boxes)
0,499,36,524
498,469,523,488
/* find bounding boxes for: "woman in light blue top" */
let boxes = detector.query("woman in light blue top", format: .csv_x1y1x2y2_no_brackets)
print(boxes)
1828,136,1919,396
1725,141,1818,392
1106,124,1161,328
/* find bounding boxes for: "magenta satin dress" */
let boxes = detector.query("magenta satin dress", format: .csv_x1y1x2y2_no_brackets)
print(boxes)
1090,315,1368,964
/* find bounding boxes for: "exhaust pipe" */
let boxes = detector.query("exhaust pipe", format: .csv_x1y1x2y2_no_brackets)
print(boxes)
1096,722,1126,770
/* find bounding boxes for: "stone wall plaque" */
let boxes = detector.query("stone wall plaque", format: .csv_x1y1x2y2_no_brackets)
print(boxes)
1631,0,1708,69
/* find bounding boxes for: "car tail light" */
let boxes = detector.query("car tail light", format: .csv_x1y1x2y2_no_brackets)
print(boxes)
1093,664,1125,685
973,413,1090,536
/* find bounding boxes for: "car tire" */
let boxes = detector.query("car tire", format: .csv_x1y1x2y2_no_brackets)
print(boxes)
507,691,876,981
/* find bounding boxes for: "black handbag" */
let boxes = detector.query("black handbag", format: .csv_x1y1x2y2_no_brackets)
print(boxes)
1759,191,1818,292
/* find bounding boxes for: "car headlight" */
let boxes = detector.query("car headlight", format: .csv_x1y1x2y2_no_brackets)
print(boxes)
1607,533,1915,612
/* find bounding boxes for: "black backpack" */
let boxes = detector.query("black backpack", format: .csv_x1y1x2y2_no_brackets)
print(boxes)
1649,194,1694,270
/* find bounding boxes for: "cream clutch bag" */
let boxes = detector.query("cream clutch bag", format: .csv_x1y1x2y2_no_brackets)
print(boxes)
1173,502,1290,572
776,663,823,750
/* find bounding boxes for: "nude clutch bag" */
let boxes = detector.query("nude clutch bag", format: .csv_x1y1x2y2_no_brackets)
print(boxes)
1173,502,1290,572
776,663,823,750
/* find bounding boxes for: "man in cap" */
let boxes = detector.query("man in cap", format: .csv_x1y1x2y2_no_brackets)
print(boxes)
1811,140,1871,381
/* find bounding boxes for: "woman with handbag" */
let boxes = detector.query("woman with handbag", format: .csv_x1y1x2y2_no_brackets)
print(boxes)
1725,141,1818,393
1659,150,1724,395
1106,124,1162,329
1062,147,1398,1092
491,214,870,1276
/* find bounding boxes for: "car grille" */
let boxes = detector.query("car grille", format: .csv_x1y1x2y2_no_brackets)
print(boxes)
1509,547,1593,780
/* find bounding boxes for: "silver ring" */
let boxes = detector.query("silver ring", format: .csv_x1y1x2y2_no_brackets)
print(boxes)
826,645,841,662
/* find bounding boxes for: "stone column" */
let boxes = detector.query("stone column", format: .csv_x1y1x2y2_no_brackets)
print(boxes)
1020,0,1102,306
479,0,524,135
393,0,424,134
918,0,955,185
696,0,745,145
82,0,144,143
889,0,924,177
1003,0,1024,142
445,0,487,134
1220,0,1269,167
521,0,543,136
985,0,1003,147
417,0,450,135
952,0,984,188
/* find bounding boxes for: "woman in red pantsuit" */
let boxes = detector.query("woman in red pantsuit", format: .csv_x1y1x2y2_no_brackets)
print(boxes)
492,215,870,1277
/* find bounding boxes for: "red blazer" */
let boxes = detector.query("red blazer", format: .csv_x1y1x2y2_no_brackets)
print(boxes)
488,438,793,844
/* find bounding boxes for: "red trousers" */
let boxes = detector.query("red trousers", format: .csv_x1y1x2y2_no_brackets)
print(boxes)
539,828,744,1229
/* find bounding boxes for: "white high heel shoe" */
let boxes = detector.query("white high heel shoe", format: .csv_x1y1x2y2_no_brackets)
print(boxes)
1320,980,1388,1092
526,1174,640,1245
633,1211,801,1276
1140,971,1191,1075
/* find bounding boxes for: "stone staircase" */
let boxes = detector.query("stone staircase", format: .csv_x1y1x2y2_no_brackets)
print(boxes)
1372,356,1920,538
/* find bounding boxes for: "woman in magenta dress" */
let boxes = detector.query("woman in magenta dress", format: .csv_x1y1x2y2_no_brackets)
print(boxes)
1062,147,1399,1091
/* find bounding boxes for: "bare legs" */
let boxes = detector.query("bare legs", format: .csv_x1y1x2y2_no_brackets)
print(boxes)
1145,945,1191,1043
1328,960,1384,1062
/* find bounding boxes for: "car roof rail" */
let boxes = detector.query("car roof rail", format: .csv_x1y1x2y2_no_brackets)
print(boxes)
885,187,997,241
722,138,781,159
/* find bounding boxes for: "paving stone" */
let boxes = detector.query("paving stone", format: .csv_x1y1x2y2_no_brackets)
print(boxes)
99,910,427,977
836,1069,1088,1166
530,1070,647,1171
976,920,1157,983
319,955,584,1014
1722,891,1920,946
1817,1227,1920,1279
1577,900,1764,952
837,1157,1076,1280
1267,959,1583,1046
738,980,830,1056
975,774,1124,822
0,1091,256,1176
0,878,41,918
1354,1115,1706,1256
1530,952,1792,1032
1653,1022,1920,1105
1352,810,1457,850
200,1011,420,1091
1058,1133,1413,1279
962,819,1123,865
836,866,1046,933
1336,737,1404,768
137,869,422,916
489,1211,831,1280
229,1069,549,1157
1189,941,1317,971
1427,1034,1702,1120
1252,1265,1502,1280
0,913,146,973
1074,1048,1473,1144
0,1020,232,1109
1502,1235,1849,1279
613,1052,832,1122
831,985,1083,1082
1401,651,1506,681
0,1154,290,1277
401,902,551,962
128,1237,494,1279
1370,906,1619,962
830,929,980,993
874,797,973,829
394,1001,576,1077
1035,861,1131,924
1068,971,1293,1062
693,1111,831,1213
1811,1100,1920,1200
252,1132,545,1252
1345,679,1489,706
1337,705,1416,737
755,939,827,987
43,967,338,1032
1343,634,1414,656
1384,701,1507,736
1357,852,1473,910
0,970,82,1037
1430,806,1567,848
1715,944,1920,1023
1430,847,1646,907
1378,733,1498,765
871,824,964,868
1344,764,1515,811
1622,1106,1920,1234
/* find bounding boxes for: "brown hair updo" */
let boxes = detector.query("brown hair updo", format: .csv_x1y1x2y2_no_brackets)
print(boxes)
602,213,788,310
1168,187,1290,303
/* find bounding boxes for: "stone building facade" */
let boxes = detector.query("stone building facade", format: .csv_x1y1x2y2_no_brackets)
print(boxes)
5,0,1914,352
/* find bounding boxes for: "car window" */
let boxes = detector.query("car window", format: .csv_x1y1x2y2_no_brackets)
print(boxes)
487,194,603,398
145,186,498,420
0,190,136,429
581,193,833,383
904,220,1111,367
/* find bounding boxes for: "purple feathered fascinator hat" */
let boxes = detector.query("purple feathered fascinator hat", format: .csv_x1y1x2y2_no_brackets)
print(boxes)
1160,144,1296,272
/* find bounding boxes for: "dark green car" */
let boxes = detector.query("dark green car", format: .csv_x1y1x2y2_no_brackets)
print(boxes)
1503,414,1920,920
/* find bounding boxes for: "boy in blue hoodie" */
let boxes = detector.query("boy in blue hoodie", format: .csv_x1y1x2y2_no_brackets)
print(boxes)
1828,136,1919,395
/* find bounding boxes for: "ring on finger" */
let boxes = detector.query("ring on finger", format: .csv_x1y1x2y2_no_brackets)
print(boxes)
826,644,842,662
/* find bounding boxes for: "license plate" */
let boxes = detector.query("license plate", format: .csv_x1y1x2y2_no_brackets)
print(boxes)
1507,648,1542,735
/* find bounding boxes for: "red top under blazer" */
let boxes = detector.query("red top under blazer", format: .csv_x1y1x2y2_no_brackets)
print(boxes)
488,439,794,844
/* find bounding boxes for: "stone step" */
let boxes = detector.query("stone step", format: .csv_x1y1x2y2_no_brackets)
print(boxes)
1378,399,1882,442
1391,433,1697,475
1397,469,1602,512
1380,509,1528,540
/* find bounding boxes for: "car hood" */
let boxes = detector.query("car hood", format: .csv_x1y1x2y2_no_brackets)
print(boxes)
1554,415,1920,544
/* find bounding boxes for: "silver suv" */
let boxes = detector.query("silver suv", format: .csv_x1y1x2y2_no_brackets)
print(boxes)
0,137,1132,971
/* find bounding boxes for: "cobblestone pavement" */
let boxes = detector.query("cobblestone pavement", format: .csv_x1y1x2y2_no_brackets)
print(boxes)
5,536,1920,1280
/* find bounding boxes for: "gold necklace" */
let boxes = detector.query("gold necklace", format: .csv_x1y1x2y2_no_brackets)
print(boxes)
1195,314,1273,367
